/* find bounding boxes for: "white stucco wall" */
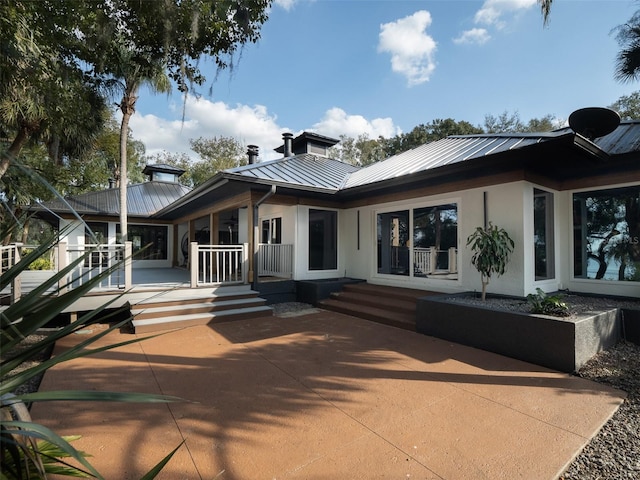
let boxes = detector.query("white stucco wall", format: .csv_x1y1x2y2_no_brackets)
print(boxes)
341,182,532,297
339,180,640,299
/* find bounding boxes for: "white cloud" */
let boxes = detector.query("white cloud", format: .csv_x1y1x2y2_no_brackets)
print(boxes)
129,99,400,163
273,0,297,11
312,107,401,140
453,28,491,45
474,0,537,29
129,96,286,162
378,10,437,86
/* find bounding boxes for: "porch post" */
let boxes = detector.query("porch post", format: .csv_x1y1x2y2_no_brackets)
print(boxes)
57,242,68,295
210,213,219,244
10,243,22,304
124,241,132,290
242,242,249,284
190,242,198,288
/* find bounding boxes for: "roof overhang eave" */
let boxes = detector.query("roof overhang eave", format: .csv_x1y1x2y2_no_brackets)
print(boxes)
222,173,340,195
152,175,229,218
572,133,611,161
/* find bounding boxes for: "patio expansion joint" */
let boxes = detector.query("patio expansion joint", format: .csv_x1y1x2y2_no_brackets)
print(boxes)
432,374,615,441
137,338,204,480
383,355,618,450
234,342,447,479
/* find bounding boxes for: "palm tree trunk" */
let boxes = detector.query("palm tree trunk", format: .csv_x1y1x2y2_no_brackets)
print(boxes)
119,110,130,242
0,126,31,178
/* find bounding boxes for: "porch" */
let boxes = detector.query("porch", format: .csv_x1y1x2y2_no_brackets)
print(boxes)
1,241,295,330
2,241,294,300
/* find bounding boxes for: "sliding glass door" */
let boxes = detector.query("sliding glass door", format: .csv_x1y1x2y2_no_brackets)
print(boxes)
377,203,458,280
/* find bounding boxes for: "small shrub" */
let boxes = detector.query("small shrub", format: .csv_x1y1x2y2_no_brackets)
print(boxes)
527,288,570,317
27,256,52,270
466,223,515,301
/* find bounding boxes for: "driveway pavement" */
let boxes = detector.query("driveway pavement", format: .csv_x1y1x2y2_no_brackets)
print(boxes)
33,309,625,479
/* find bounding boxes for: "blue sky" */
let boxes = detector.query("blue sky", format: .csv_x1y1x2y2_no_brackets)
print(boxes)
130,0,639,162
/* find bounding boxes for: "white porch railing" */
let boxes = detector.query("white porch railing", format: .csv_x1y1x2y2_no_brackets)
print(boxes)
58,242,132,292
258,243,293,278
1,243,21,274
1,243,22,303
413,247,458,275
190,243,248,287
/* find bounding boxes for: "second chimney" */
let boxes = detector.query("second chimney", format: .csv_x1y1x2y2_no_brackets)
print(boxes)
247,145,259,164
283,132,294,157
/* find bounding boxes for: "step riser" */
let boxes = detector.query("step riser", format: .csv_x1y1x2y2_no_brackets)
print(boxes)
132,300,266,320
321,302,415,331
329,292,415,314
133,293,256,310
342,284,431,302
318,282,437,331
133,309,270,334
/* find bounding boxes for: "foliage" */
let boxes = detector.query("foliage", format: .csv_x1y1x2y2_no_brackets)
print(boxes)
82,114,146,188
1,432,92,479
189,136,247,186
574,186,640,281
144,136,247,188
1,224,183,478
0,0,110,177
144,151,193,187
466,223,515,301
24,249,53,271
609,91,640,120
484,111,562,133
613,10,640,83
328,134,387,166
383,119,482,157
527,288,570,317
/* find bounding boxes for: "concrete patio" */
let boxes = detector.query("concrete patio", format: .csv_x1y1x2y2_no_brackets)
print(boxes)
33,309,625,479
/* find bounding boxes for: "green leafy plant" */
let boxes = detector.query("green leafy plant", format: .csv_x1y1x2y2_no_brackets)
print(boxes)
1,231,183,479
467,223,515,301
527,288,571,317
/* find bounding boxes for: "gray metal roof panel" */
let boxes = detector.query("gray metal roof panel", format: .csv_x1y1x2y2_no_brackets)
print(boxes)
554,120,640,155
227,154,360,190
343,133,558,189
592,121,640,154
34,181,191,217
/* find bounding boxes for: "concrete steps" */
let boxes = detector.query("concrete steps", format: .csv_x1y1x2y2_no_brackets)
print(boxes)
318,283,438,331
131,286,272,333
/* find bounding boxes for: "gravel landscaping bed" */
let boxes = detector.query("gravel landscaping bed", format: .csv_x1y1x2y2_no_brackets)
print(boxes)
446,293,640,317
560,340,640,479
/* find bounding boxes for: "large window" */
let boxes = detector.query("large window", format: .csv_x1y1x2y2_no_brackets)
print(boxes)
573,185,640,281
534,189,555,280
117,224,168,260
309,209,337,270
377,203,458,279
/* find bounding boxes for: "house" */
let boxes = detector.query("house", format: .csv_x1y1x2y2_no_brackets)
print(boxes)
29,113,640,307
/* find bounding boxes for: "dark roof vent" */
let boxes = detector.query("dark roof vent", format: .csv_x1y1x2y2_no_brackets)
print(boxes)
275,131,340,157
568,107,620,140
142,163,186,183
282,132,294,157
247,145,259,164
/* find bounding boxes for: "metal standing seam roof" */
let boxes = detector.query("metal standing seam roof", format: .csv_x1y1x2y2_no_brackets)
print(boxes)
342,133,557,189
35,181,191,217
226,153,360,191
585,120,640,155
